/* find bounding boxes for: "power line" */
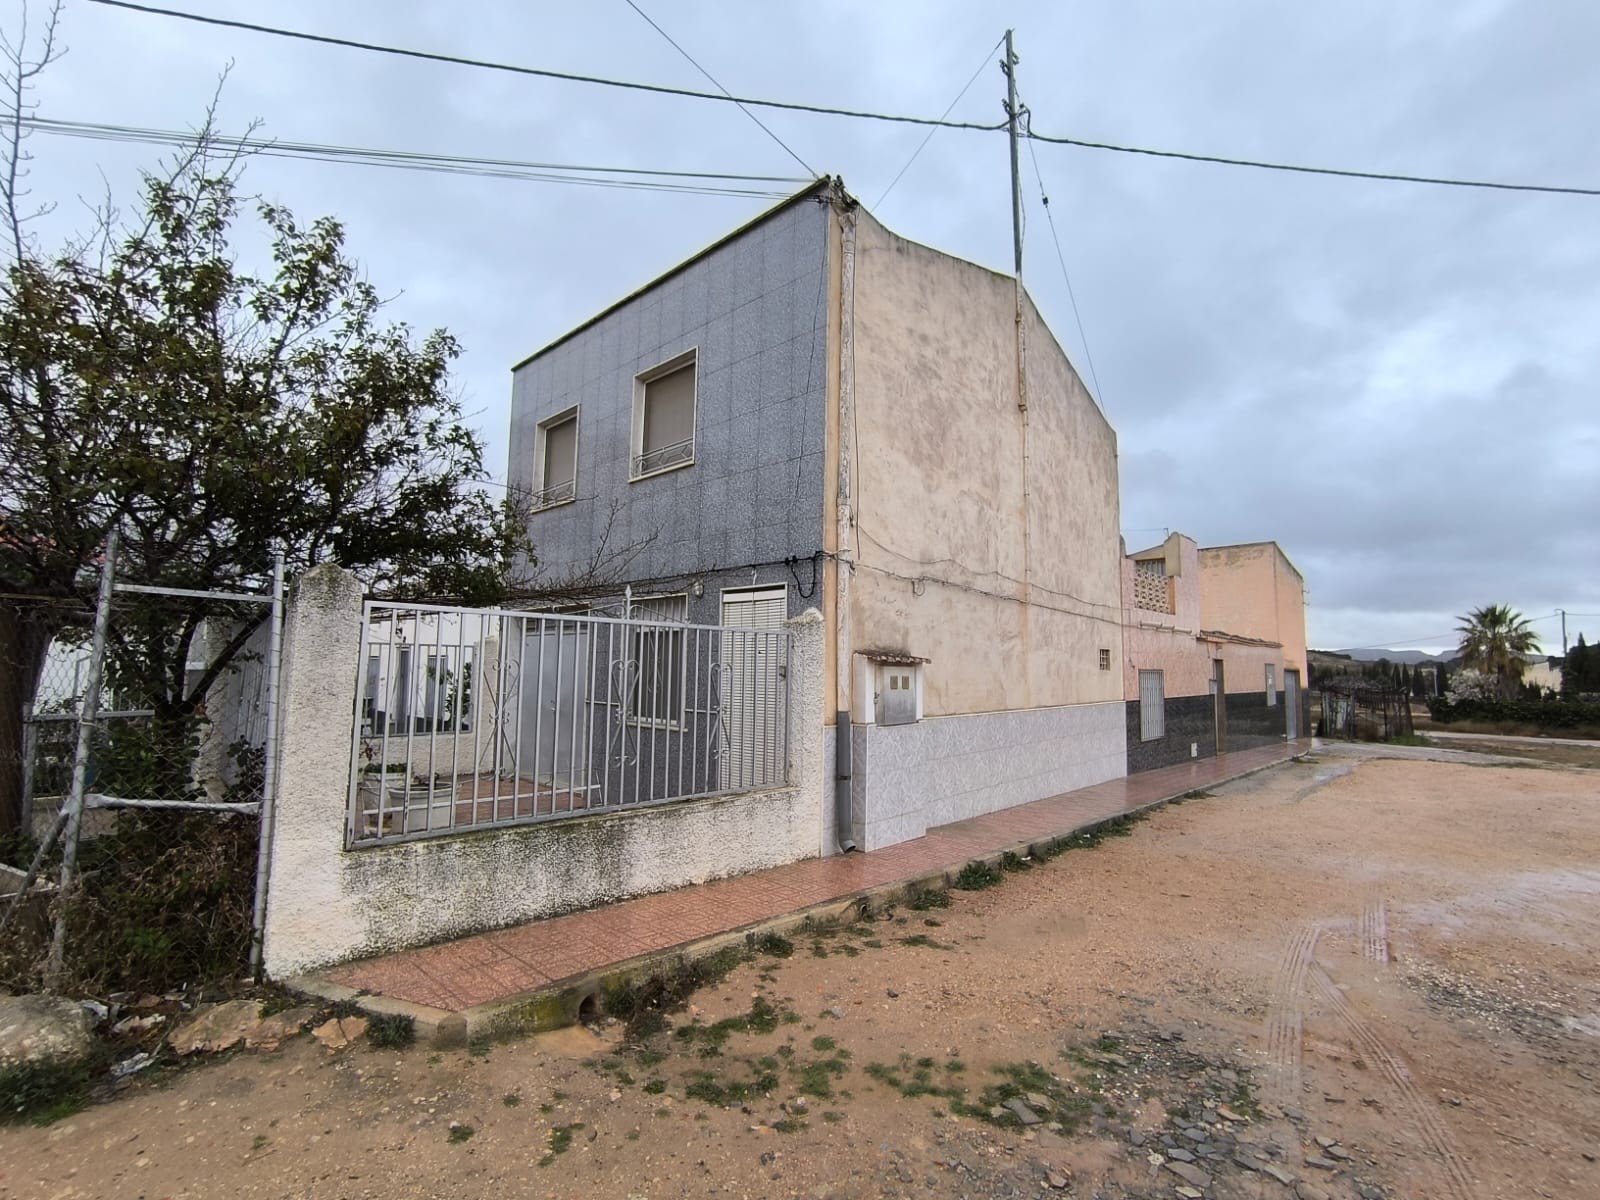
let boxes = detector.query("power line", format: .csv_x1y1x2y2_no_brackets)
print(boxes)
85,1,1600,200
1024,128,1105,412
21,116,802,198
874,33,1005,209
85,0,1005,133
622,0,815,178
1026,130,1600,198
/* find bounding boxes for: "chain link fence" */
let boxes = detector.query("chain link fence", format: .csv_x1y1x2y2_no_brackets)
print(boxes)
0,538,282,998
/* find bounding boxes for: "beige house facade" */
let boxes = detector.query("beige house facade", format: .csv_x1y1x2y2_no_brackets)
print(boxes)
511,180,1125,856
1122,533,1307,772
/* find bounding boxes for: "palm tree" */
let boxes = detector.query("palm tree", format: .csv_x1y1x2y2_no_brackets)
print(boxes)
1455,605,1541,697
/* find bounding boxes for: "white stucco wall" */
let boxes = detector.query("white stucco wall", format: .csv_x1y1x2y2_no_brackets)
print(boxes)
261,567,828,979
849,700,1126,850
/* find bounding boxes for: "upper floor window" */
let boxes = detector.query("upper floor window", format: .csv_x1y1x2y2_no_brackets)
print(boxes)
533,407,578,509
632,350,697,479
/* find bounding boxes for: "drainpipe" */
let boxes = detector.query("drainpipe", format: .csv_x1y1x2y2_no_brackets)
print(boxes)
833,200,858,852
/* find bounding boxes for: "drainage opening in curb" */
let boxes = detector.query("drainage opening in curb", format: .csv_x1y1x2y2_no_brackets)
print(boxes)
578,993,600,1024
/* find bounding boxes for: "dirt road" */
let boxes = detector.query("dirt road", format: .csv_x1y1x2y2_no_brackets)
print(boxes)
3,753,1597,1199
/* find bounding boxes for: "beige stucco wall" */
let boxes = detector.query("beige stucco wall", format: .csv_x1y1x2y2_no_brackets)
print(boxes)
1210,638,1285,696
1122,533,1211,699
843,210,1124,718
261,567,830,979
1197,543,1307,678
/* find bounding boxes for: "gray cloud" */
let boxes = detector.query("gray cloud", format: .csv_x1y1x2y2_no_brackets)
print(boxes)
23,0,1600,653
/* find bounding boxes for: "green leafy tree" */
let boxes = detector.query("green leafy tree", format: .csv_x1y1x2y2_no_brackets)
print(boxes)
0,41,532,832
1563,634,1599,696
1454,605,1542,699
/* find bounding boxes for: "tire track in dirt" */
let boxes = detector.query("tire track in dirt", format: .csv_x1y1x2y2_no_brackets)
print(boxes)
1263,922,1322,1103
1361,894,1390,964
1311,964,1479,1200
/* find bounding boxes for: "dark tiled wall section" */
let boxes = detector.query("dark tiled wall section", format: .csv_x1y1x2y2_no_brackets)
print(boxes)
1126,694,1217,773
510,199,831,584
1224,692,1293,751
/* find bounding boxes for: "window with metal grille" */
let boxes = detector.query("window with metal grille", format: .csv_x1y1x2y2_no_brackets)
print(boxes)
631,594,687,725
533,408,578,508
1098,648,1111,671
1139,669,1165,741
633,352,696,477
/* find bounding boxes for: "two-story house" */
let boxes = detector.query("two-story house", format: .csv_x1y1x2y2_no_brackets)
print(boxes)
1122,532,1308,772
508,178,1127,854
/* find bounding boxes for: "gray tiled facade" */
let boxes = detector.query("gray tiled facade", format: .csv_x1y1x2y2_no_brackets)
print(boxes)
509,196,831,595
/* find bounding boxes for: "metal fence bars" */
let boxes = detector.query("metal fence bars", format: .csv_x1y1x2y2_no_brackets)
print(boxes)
0,538,285,993
348,602,792,846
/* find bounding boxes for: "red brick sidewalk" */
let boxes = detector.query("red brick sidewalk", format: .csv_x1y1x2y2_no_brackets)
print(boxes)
318,741,1311,1016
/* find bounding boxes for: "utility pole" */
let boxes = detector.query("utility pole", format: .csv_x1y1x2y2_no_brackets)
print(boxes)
1003,29,1024,277
1560,608,1568,655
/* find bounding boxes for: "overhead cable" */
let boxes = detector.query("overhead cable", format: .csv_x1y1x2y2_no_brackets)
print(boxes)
1026,130,1600,198
86,1,1600,199
84,0,1006,133
622,0,816,177
874,33,1006,208
22,116,802,198
1024,122,1106,413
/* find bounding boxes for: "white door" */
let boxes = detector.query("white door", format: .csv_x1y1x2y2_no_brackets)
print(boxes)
720,587,786,790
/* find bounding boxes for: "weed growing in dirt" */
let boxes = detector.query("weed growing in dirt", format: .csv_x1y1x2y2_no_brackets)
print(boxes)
447,1124,475,1144
1000,851,1032,872
0,1054,100,1126
366,1013,415,1049
810,940,829,958
898,934,954,950
964,1061,1093,1130
643,1078,666,1095
906,888,951,910
811,1035,836,1052
467,1039,491,1058
330,998,361,1019
502,1092,522,1107
250,1133,269,1151
684,1066,780,1106
616,946,750,1040
954,861,1002,890
538,1123,583,1165
772,1116,807,1133
256,991,299,1019
864,1055,960,1101
793,1055,850,1099
754,932,795,958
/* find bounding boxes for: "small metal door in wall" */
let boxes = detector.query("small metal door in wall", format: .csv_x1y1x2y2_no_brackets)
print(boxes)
880,666,917,726
721,587,787,790
1284,669,1301,739
515,620,590,789
1211,658,1228,752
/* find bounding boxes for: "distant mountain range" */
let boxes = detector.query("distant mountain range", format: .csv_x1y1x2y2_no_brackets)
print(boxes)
1318,648,1451,665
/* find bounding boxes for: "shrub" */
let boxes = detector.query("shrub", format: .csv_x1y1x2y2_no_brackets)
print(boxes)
1428,695,1600,730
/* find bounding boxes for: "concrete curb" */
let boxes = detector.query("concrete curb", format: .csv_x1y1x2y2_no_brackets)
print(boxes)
288,750,1309,1047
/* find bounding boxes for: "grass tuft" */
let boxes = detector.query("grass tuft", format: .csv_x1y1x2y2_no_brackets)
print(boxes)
953,861,1002,891
366,1013,415,1049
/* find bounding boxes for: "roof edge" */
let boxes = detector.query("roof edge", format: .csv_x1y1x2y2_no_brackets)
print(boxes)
511,177,835,372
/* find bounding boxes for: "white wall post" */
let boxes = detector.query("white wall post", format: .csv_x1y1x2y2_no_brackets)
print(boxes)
261,564,364,979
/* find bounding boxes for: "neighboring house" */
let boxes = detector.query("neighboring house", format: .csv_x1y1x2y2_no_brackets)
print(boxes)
1121,533,1305,773
1519,656,1561,694
1197,541,1310,747
509,178,1126,854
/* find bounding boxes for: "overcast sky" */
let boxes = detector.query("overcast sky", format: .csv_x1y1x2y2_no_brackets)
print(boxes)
19,0,1600,654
